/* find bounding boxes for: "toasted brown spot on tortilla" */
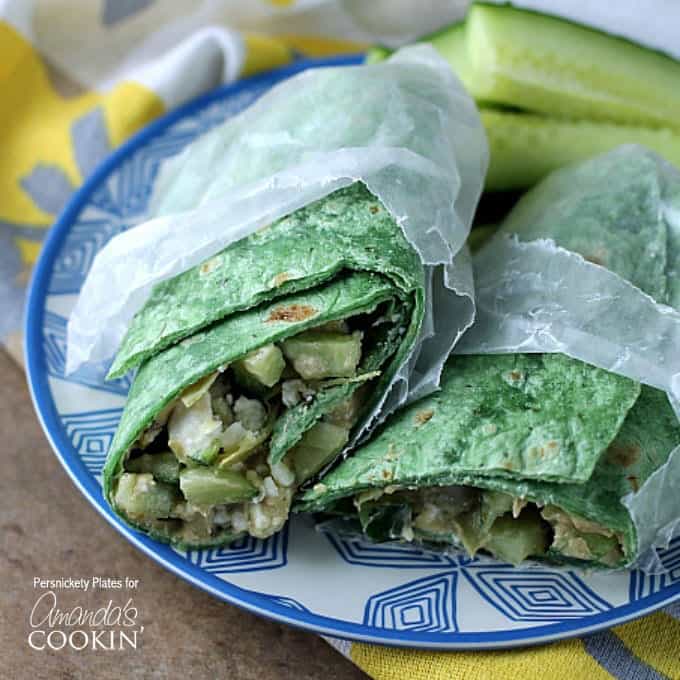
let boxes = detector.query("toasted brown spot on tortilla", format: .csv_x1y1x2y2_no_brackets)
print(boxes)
267,304,317,322
414,409,434,426
200,257,220,275
503,369,525,386
545,440,560,454
607,442,641,468
583,247,608,267
584,255,604,266
270,272,291,288
627,475,640,492
369,205,380,214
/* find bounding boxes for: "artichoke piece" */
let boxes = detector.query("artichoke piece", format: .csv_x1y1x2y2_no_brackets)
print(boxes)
168,392,222,464
217,406,277,469
179,371,220,408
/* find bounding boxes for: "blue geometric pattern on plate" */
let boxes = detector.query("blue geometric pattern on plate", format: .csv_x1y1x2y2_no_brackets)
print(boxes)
61,408,123,476
184,526,288,574
364,572,458,632
629,536,680,600
25,55,680,649
48,218,125,294
463,569,612,622
326,532,474,570
43,311,132,395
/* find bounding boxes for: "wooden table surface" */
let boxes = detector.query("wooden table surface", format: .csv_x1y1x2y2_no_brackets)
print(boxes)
0,349,367,679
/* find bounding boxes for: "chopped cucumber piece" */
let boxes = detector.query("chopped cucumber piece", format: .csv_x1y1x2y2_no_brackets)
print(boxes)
125,451,180,484
485,509,549,565
426,21,472,86
281,331,362,380
168,392,222,464
179,467,257,507
324,388,367,429
466,4,680,129
114,472,179,520
233,344,285,389
290,421,349,483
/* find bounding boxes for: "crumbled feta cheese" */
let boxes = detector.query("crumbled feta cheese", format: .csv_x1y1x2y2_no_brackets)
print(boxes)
234,396,266,431
281,379,315,408
271,461,296,487
263,476,279,498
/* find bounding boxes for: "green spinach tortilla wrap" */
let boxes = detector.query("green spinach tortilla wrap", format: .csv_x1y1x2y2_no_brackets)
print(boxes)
103,183,428,547
299,355,679,568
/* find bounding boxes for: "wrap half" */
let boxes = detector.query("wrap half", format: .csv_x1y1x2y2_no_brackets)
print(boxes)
299,355,678,568
458,146,680,569
103,183,427,547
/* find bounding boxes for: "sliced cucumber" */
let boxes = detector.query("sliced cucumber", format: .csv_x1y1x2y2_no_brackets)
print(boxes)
466,4,680,128
482,108,680,190
369,6,680,190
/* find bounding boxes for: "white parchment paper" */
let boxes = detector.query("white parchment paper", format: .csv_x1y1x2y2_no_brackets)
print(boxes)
66,44,488,428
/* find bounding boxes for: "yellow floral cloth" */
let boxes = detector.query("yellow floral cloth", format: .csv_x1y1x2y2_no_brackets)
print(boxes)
2,1,678,677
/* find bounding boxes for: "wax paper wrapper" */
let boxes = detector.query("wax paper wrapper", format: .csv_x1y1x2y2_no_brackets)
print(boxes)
66,44,488,432
456,145,680,572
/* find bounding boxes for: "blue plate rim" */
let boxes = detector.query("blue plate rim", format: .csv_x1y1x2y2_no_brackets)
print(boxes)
24,55,680,650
